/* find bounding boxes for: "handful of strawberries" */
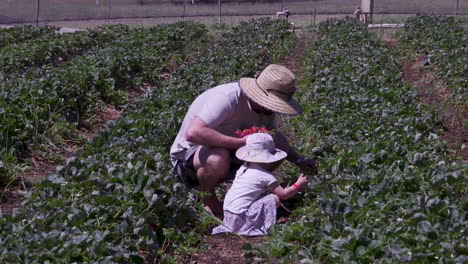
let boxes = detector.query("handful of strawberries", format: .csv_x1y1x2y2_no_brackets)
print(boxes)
235,126,275,138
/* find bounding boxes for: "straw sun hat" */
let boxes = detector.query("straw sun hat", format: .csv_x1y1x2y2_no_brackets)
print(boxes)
236,133,287,163
239,64,302,116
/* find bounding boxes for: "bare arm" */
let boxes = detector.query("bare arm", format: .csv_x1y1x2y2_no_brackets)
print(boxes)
185,116,246,149
269,183,298,200
269,174,307,200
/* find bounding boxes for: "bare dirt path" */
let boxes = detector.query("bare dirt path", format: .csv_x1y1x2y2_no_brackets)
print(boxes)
187,30,310,264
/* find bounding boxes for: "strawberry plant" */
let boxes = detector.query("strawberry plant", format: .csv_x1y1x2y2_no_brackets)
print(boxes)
0,24,130,79
246,18,467,263
0,22,208,185
0,25,57,48
400,15,467,102
0,18,295,263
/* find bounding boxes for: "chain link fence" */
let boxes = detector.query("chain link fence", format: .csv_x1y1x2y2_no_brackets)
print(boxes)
1,0,466,26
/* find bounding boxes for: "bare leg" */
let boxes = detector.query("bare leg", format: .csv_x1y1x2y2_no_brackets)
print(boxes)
193,146,230,216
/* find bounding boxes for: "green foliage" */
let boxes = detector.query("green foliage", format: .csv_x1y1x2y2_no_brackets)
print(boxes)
0,18,294,263
1,30,94,78
0,25,57,48
0,22,207,183
400,15,467,102
0,25,132,80
247,18,467,263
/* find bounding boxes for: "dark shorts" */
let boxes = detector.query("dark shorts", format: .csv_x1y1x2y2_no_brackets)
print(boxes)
175,146,242,188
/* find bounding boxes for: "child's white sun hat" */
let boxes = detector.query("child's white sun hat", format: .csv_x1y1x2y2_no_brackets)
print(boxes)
236,133,287,163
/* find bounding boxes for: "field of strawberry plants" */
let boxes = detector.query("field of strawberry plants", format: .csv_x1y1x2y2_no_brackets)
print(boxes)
0,19,294,263
0,22,207,186
1,16,466,264
1,28,111,79
246,18,467,263
399,15,467,103
0,25,57,49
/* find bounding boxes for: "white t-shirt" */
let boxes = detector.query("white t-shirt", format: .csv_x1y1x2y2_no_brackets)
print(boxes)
170,82,277,165
223,162,278,214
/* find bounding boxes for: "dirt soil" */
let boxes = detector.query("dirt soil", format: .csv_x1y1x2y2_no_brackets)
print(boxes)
183,235,265,264
402,57,468,163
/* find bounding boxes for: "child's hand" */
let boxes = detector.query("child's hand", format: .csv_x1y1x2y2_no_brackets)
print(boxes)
295,173,308,189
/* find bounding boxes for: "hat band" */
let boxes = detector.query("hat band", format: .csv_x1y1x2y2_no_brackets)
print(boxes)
267,87,297,101
255,79,297,101
246,146,277,154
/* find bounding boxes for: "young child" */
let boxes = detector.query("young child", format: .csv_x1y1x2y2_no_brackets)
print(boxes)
212,133,307,236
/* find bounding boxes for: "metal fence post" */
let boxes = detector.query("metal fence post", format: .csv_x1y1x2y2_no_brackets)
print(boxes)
108,0,112,23
218,0,221,24
184,0,187,20
35,0,40,26
456,0,459,15
313,8,316,25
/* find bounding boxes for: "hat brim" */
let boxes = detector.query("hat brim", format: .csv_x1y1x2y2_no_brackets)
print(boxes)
239,78,302,116
235,147,287,163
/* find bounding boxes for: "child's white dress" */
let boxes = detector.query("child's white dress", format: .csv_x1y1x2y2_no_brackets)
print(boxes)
212,163,278,236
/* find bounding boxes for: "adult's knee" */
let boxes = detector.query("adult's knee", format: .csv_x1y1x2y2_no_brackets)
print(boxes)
195,147,231,185
206,148,230,171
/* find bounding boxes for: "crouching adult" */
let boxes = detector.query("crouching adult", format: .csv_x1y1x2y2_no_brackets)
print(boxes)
170,64,316,217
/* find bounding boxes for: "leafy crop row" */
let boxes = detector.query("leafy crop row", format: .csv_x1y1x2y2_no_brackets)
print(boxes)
0,25,57,48
0,19,294,263
400,15,467,102
0,25,130,79
248,19,467,263
0,22,207,185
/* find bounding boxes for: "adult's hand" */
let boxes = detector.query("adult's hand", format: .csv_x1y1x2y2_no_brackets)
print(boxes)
297,158,318,175
272,132,318,174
